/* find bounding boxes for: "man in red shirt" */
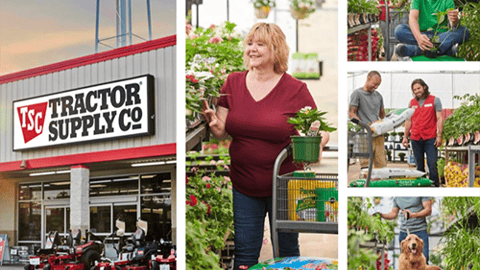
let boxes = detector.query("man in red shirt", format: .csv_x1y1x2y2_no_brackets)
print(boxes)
402,79,443,187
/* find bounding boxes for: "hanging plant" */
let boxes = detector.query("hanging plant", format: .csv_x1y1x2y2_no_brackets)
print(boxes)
252,0,275,19
290,0,316,20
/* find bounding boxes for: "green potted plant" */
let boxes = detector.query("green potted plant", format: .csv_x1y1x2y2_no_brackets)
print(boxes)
424,8,453,58
252,0,275,19
386,150,392,161
288,106,336,163
398,152,406,162
290,0,316,20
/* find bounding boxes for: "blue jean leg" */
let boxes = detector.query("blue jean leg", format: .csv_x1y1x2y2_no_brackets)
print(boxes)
411,138,439,187
394,24,470,57
438,26,470,55
399,230,430,264
233,188,299,270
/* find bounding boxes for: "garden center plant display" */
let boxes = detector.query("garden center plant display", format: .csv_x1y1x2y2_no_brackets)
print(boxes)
186,172,233,270
185,21,244,122
348,29,380,61
252,0,275,18
348,197,396,270
434,197,480,269
457,2,480,61
290,0,317,20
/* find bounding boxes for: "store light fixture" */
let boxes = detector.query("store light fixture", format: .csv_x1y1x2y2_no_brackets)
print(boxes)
131,160,176,167
29,170,71,177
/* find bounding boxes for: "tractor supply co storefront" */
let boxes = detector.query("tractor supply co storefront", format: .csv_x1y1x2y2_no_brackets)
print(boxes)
0,35,177,255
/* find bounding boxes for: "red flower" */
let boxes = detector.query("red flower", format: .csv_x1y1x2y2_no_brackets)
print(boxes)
188,195,198,206
206,183,211,189
186,75,198,83
202,201,211,215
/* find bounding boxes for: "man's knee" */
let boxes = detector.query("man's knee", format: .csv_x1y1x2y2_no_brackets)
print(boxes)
394,24,409,40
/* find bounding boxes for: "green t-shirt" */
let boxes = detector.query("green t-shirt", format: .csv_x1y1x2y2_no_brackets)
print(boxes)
411,0,454,32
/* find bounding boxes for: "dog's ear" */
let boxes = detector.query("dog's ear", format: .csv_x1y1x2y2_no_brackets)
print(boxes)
417,235,424,252
401,238,408,254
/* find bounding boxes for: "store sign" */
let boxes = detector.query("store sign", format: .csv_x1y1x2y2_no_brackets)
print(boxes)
13,75,155,151
0,234,8,266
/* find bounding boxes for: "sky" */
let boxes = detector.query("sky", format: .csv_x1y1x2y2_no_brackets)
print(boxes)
0,0,176,76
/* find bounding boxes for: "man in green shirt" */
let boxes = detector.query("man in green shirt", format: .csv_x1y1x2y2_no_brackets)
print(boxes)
393,0,469,59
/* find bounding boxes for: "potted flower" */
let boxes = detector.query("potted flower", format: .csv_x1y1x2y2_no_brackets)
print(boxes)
290,0,316,20
252,0,275,19
287,106,336,163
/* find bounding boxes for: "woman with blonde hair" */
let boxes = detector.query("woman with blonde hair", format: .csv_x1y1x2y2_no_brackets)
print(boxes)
203,22,317,269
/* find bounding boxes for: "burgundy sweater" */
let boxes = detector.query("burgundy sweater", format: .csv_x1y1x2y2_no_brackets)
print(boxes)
218,71,316,197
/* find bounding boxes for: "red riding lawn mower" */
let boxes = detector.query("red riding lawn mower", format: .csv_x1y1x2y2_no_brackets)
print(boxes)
92,219,158,270
45,229,103,270
25,231,61,270
149,239,176,270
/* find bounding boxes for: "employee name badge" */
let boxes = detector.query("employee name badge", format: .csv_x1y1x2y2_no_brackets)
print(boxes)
160,265,170,270
425,103,433,107
30,257,41,265
99,267,105,270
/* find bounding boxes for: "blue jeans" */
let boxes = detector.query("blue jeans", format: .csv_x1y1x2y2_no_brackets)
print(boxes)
399,230,429,264
394,24,470,57
411,138,439,187
233,188,299,270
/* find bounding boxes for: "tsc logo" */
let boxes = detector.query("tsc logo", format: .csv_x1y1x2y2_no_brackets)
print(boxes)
17,102,48,143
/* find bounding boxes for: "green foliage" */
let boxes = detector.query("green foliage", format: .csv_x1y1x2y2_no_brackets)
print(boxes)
288,106,337,135
185,22,245,120
348,229,378,270
436,197,480,269
437,158,445,178
443,94,480,140
186,172,234,269
458,2,480,61
252,0,276,8
348,0,379,14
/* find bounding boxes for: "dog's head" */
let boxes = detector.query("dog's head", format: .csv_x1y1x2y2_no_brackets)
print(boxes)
401,234,424,256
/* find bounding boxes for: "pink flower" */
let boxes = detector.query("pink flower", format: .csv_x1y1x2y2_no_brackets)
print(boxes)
208,36,223,44
202,176,211,182
209,160,216,165
186,24,193,35
223,176,231,183
216,187,222,193
209,24,216,30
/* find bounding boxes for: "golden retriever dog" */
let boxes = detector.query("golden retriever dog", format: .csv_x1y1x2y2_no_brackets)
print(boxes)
399,234,441,270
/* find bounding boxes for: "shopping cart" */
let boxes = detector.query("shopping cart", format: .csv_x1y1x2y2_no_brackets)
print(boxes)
348,118,374,187
348,118,434,187
271,145,338,258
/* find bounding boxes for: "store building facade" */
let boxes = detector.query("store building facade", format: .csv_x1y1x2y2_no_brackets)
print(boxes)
0,35,177,252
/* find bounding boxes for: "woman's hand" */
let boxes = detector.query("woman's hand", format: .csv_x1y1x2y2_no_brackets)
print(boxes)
202,101,229,139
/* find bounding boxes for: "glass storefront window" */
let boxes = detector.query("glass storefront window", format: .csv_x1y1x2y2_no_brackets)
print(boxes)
113,205,137,233
90,206,111,233
141,173,171,194
44,181,70,200
141,195,171,241
19,184,41,201
46,208,65,234
90,176,139,197
18,202,41,241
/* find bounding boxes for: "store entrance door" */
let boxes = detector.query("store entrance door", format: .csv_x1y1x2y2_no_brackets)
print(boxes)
44,206,70,246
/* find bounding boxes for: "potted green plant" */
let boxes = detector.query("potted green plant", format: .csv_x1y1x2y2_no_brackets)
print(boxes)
424,8,454,58
290,0,316,20
288,106,336,163
252,0,275,19
398,152,406,162
386,150,392,161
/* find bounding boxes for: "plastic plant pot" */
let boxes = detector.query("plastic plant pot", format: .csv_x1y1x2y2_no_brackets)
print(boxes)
291,135,322,163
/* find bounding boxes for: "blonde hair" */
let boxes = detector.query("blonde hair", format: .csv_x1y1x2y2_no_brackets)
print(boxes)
243,23,289,74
